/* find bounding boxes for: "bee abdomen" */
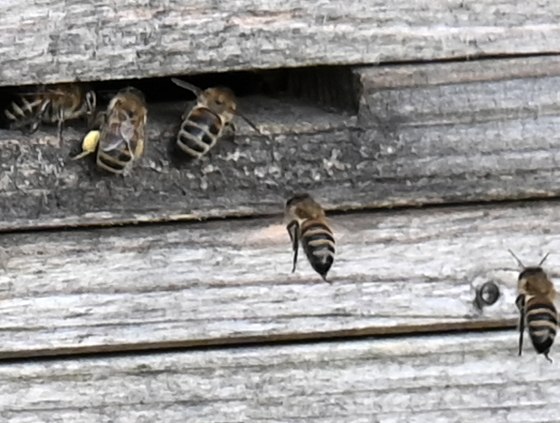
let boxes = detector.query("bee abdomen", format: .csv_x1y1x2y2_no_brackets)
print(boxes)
301,220,335,279
526,300,557,354
4,96,44,128
177,108,221,158
97,149,133,174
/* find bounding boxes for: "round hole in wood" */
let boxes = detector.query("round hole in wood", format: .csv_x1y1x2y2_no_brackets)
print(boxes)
475,281,500,307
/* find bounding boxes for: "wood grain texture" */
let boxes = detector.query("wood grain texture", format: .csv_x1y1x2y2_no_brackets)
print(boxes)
1,331,559,422
4,200,560,357
5,56,560,230
353,56,560,204
0,97,356,230
3,1,560,86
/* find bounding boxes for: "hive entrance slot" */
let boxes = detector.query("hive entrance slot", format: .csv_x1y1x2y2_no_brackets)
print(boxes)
0,65,358,130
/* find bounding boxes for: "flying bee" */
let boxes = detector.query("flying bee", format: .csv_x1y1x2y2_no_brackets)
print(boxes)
73,87,147,175
4,83,96,141
171,78,262,159
509,250,558,362
285,193,335,282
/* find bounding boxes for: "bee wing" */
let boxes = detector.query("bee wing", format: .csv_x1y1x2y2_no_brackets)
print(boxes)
244,215,347,243
44,87,70,98
243,212,289,247
323,217,348,244
172,78,203,96
99,110,142,154
100,133,125,152
119,118,136,143
551,292,560,323
99,115,129,153
15,92,42,98
14,86,46,97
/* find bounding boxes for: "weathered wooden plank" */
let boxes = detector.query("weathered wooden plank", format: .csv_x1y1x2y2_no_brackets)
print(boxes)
1,331,559,422
353,57,560,201
5,56,560,230
3,0,560,86
0,97,357,230
4,200,560,357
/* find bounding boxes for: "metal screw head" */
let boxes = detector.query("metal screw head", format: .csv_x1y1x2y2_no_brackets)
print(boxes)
475,281,500,309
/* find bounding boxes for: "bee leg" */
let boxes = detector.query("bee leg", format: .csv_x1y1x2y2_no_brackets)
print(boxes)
17,113,43,135
268,134,276,164
124,139,134,157
287,220,299,273
23,98,51,135
23,118,42,135
89,113,99,130
57,109,65,143
119,139,138,178
222,122,236,144
57,120,63,142
515,294,525,356
544,351,553,363
89,111,106,131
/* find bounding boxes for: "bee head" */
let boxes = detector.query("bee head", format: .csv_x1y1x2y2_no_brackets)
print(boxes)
119,87,146,104
286,193,312,208
510,250,554,295
201,87,237,122
109,87,147,121
285,193,324,220
519,267,554,295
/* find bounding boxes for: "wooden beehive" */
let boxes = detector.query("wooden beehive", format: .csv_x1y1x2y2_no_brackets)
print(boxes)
2,1,560,421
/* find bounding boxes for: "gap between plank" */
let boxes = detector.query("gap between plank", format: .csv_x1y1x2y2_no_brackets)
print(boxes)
2,195,560,236
0,319,516,363
354,50,560,68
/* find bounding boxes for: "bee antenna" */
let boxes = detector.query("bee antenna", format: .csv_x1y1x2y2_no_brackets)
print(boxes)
171,78,202,96
508,249,525,269
238,113,275,162
539,252,551,267
239,114,263,135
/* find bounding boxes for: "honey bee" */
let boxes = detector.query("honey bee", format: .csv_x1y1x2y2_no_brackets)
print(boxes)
285,193,335,282
171,78,262,159
4,83,96,140
73,87,147,175
509,250,558,362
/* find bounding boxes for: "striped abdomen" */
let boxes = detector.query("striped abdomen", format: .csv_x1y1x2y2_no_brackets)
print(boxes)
97,144,135,174
5,87,86,131
4,95,48,131
525,296,557,356
300,219,335,280
177,107,222,158
97,125,144,175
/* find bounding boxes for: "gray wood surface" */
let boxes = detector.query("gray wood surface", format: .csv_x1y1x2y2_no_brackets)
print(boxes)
1,331,558,422
0,97,357,229
4,200,560,358
3,1,560,86
354,56,560,203
4,56,560,230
